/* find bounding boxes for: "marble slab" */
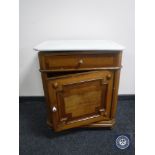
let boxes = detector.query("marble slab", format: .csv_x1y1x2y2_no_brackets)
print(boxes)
34,40,125,52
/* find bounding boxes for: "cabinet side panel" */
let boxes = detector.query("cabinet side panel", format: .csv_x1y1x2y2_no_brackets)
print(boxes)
38,53,53,127
110,52,122,119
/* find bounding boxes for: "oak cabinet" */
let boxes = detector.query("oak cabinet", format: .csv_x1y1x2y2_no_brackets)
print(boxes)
34,40,123,132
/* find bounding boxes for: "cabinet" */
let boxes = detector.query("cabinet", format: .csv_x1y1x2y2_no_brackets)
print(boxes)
34,40,124,132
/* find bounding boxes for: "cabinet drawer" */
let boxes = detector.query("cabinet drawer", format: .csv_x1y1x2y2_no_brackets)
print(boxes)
39,53,121,70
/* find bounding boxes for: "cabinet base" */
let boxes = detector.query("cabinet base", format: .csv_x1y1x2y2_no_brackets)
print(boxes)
47,119,115,129
84,119,115,128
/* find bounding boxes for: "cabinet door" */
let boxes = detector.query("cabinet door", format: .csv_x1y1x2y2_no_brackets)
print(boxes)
47,71,114,131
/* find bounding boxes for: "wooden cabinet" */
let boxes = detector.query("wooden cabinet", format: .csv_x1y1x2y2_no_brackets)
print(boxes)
34,40,123,132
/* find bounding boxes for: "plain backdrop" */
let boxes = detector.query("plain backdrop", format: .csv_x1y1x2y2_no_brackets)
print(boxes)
19,0,135,96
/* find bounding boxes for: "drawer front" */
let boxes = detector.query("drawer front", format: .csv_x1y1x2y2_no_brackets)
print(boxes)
39,53,121,70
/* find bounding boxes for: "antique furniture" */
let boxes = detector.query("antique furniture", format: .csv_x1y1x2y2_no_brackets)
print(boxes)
34,40,124,132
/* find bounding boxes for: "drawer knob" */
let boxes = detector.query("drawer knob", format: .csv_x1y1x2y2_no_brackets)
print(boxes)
53,82,58,88
52,106,57,112
79,59,84,65
106,74,112,80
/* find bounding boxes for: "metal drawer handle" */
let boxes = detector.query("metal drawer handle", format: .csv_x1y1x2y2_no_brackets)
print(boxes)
52,106,57,112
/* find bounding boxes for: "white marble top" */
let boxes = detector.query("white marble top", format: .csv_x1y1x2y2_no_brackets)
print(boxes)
33,40,124,52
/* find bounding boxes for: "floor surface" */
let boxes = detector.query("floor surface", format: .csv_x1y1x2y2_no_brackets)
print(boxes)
19,98,135,155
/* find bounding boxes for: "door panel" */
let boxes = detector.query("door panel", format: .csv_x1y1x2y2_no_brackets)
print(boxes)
47,71,113,131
